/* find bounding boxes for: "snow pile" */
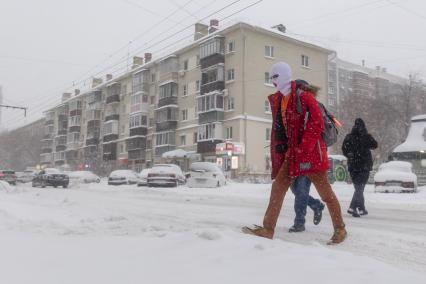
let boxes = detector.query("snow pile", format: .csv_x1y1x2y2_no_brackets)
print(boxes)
0,180,12,191
162,149,190,158
393,116,426,152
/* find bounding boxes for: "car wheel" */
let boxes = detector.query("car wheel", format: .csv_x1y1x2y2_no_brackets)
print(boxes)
32,182,36,188
63,184,68,188
96,179,100,183
54,185,57,188
41,182,46,188
217,181,220,187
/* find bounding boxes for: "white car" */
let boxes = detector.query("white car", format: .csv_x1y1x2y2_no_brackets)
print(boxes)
137,168,151,187
68,171,101,184
108,170,139,185
147,164,185,187
374,161,417,193
187,162,226,188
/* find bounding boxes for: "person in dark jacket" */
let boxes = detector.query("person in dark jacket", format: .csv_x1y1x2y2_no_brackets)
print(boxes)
342,118,378,217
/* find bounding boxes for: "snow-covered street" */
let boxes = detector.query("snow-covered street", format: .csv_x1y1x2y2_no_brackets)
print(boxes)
0,181,425,284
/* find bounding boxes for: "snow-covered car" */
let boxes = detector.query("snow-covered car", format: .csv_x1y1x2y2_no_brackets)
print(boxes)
187,162,226,188
0,170,17,185
17,170,36,183
32,168,69,188
137,168,151,187
374,161,417,193
68,171,101,184
147,164,185,187
108,170,139,185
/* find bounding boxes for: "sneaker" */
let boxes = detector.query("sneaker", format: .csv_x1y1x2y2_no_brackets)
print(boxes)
313,203,325,225
327,227,347,245
289,224,305,233
242,225,274,239
358,209,368,216
347,208,360,217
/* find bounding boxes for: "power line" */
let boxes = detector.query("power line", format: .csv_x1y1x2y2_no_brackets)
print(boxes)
4,0,260,127
386,0,426,21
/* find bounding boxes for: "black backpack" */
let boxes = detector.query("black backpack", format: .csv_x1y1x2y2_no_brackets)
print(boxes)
295,83,338,147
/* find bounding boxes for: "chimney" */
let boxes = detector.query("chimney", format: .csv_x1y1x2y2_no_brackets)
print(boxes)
62,92,72,102
132,56,144,69
144,53,152,63
361,60,365,67
106,74,113,81
194,22,209,40
74,89,80,96
209,19,219,34
91,77,103,88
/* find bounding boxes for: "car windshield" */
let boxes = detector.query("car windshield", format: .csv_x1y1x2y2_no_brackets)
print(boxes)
1,170,15,174
190,163,220,173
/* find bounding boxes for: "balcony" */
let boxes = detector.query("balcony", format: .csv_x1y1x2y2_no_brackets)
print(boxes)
129,127,148,137
83,145,98,158
199,37,225,69
42,148,53,154
54,151,66,162
158,96,177,108
43,133,54,140
105,114,119,122
200,81,225,95
86,138,99,146
200,53,225,69
106,94,120,104
102,142,117,161
127,137,146,151
128,149,146,161
86,109,101,121
40,153,53,164
44,119,54,126
57,129,67,136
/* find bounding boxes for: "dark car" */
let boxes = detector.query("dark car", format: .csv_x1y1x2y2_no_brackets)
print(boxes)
0,170,17,185
32,168,69,188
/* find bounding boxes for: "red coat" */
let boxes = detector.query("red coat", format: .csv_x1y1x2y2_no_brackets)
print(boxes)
268,81,329,179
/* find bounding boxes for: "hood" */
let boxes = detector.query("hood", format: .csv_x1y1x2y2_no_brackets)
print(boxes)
351,118,367,135
271,62,292,95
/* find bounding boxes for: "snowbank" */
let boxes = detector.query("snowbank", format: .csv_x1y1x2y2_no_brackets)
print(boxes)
0,180,12,191
393,116,426,152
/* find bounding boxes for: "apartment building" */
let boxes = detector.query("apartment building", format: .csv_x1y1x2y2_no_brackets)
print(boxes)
40,21,332,176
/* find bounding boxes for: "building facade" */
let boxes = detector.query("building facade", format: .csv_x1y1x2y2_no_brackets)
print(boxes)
40,21,332,176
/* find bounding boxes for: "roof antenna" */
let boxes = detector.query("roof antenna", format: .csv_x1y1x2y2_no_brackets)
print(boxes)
271,24,286,33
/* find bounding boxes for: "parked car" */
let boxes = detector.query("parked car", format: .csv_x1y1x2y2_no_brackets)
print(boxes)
17,170,36,183
147,164,186,187
0,170,17,185
32,168,69,188
374,161,417,193
68,171,101,184
187,162,226,188
108,170,139,185
137,168,151,187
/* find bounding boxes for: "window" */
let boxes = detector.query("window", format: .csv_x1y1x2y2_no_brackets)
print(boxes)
147,139,152,149
149,118,154,127
198,123,221,141
226,127,233,139
129,113,148,129
265,72,272,85
193,132,198,143
202,66,224,85
69,100,82,111
121,84,127,95
200,38,224,59
196,80,200,91
301,55,309,67
159,82,178,99
121,125,125,134
328,98,335,106
329,86,335,95
265,45,274,57
227,69,235,81
183,60,188,71
103,121,119,135
155,131,175,146
180,135,186,146
197,92,224,113
227,97,235,111
264,100,271,113
67,132,80,144
151,73,156,83
196,55,200,66
68,115,81,127
142,94,149,103
150,96,155,105
182,109,188,121
266,128,271,141
183,85,188,97
228,41,235,53
120,144,125,153
156,107,178,123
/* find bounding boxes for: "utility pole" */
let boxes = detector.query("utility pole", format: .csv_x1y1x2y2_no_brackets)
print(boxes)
0,104,27,117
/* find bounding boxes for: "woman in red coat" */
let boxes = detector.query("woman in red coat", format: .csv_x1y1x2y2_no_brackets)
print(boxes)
243,62,346,244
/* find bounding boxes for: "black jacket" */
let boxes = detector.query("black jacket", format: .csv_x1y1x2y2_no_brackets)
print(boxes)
342,118,378,172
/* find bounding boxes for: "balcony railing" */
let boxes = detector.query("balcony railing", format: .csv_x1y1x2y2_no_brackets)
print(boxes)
105,114,119,122
106,94,120,104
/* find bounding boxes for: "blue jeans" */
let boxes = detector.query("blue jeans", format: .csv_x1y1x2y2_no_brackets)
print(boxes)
290,176,324,226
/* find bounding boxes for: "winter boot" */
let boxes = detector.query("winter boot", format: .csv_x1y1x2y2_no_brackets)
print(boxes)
358,208,368,216
313,203,325,225
242,225,274,239
289,224,305,233
347,208,360,218
327,227,347,245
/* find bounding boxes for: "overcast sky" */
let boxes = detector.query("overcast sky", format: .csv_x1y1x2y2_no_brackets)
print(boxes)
0,0,425,129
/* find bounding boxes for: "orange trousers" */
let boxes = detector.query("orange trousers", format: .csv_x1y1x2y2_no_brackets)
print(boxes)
263,160,345,232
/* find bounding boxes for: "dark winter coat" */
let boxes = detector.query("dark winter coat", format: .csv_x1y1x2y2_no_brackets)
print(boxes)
268,81,329,179
342,118,378,173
